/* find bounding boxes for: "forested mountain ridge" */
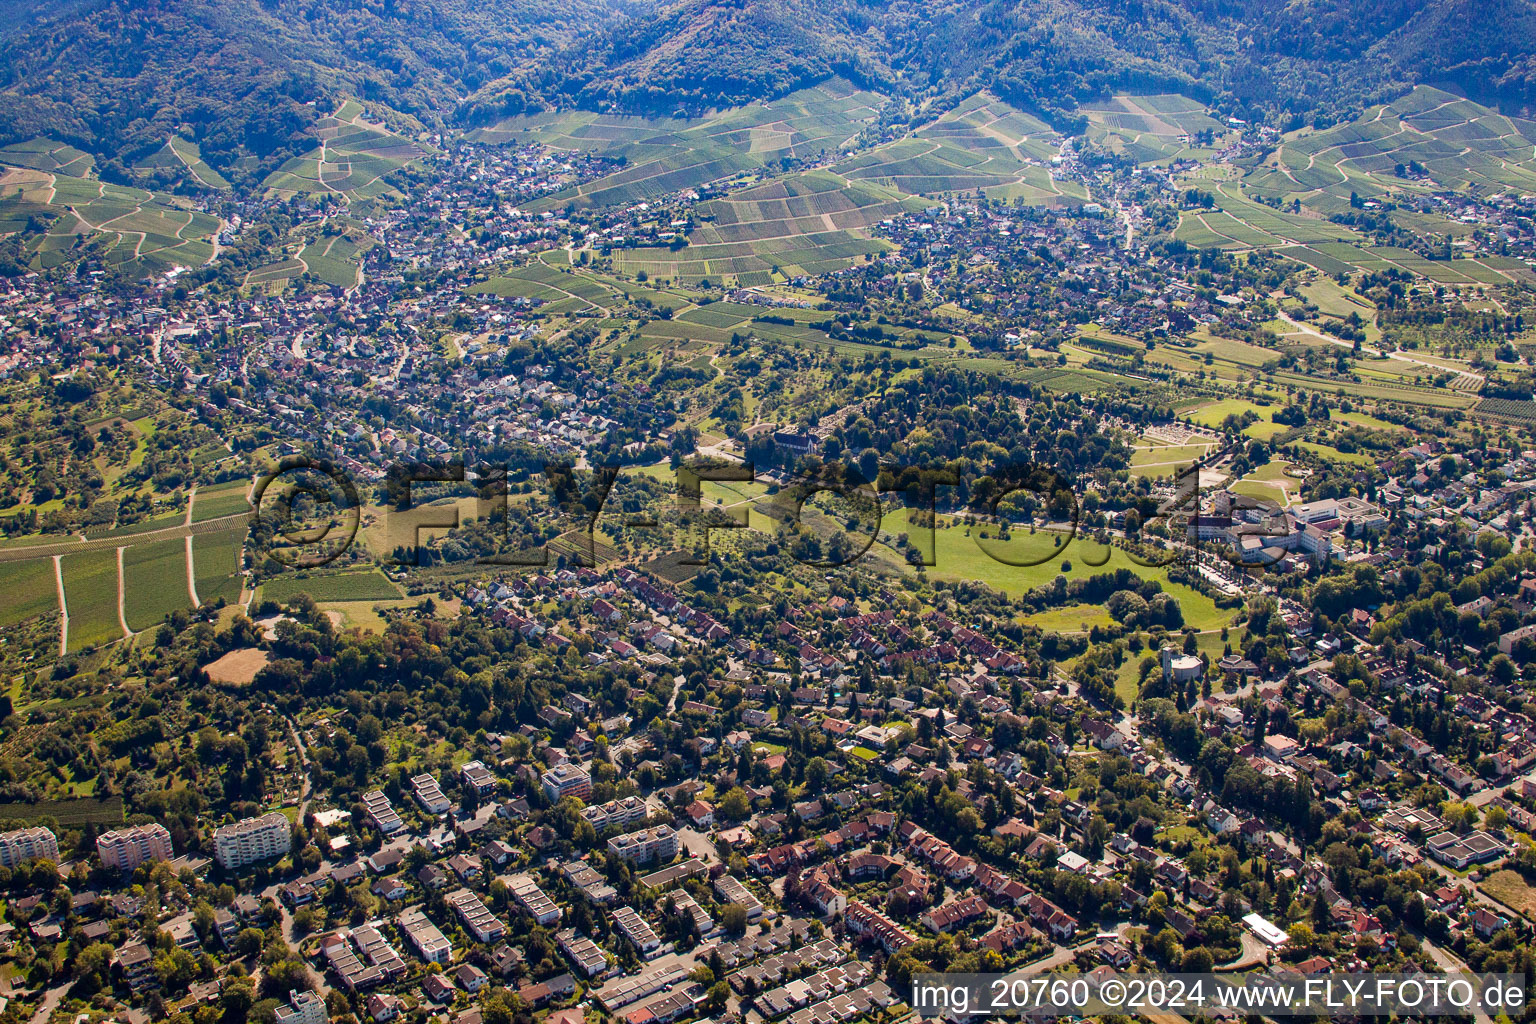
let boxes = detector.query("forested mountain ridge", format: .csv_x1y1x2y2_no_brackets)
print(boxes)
0,0,640,185
0,0,1531,186
489,0,1536,130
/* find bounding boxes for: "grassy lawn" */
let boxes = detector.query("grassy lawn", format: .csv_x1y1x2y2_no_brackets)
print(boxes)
882,509,1232,630
1293,440,1375,465
1186,397,1273,429
1021,603,1115,634
261,570,402,604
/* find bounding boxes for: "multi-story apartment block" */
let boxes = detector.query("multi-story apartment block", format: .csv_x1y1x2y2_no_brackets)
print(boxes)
274,989,329,1024
411,774,451,815
459,760,497,796
607,824,677,865
0,827,58,868
362,791,404,835
448,887,507,943
97,823,173,871
541,764,591,803
213,812,292,870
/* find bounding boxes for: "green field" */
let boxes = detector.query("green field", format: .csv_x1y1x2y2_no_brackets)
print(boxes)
0,795,124,828
60,549,122,651
192,482,253,523
260,570,401,604
1020,603,1115,633
0,557,57,628
122,538,193,631
0,167,219,278
192,530,245,607
880,509,1231,630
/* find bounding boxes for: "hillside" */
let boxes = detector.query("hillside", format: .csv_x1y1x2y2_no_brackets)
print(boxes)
0,0,640,186
2,0,1535,185
487,0,1536,130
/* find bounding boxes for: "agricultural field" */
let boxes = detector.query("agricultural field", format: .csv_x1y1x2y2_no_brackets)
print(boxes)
265,105,427,203
485,79,885,212
1247,86,1536,208
834,92,1083,204
489,86,1086,285
259,569,402,604
134,136,231,190
1081,95,1227,164
0,168,220,277
192,481,254,523
192,529,246,607
59,549,123,652
612,170,919,284
0,558,57,629
0,137,94,175
121,538,193,632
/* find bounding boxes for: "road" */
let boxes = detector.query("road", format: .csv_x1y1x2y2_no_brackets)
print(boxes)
1275,310,1484,386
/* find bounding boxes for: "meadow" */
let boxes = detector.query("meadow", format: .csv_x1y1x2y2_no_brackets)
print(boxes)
877,508,1232,630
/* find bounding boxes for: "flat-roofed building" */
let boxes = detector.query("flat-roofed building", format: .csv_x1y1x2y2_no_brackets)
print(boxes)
612,906,662,955
542,764,591,803
214,812,292,870
507,873,562,925
0,827,58,868
274,989,329,1024
713,874,765,920
362,791,404,835
607,824,677,865
448,887,507,943
460,760,497,796
400,907,453,964
97,824,173,872
582,795,648,833
557,928,609,977
411,773,451,815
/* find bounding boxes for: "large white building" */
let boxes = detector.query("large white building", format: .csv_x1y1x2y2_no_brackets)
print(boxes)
542,764,592,803
274,989,329,1024
607,824,677,865
213,812,292,870
0,827,58,867
97,823,174,871
362,791,404,835
411,774,451,815
1161,646,1204,685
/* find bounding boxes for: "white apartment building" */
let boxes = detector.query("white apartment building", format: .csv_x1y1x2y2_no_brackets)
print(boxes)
274,989,329,1024
541,764,591,803
606,824,677,865
213,812,292,870
362,791,404,835
411,774,451,815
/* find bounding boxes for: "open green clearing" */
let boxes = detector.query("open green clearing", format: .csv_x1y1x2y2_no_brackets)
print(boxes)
879,509,1231,630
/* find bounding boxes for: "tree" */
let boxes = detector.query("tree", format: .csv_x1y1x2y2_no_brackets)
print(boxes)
721,902,749,935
